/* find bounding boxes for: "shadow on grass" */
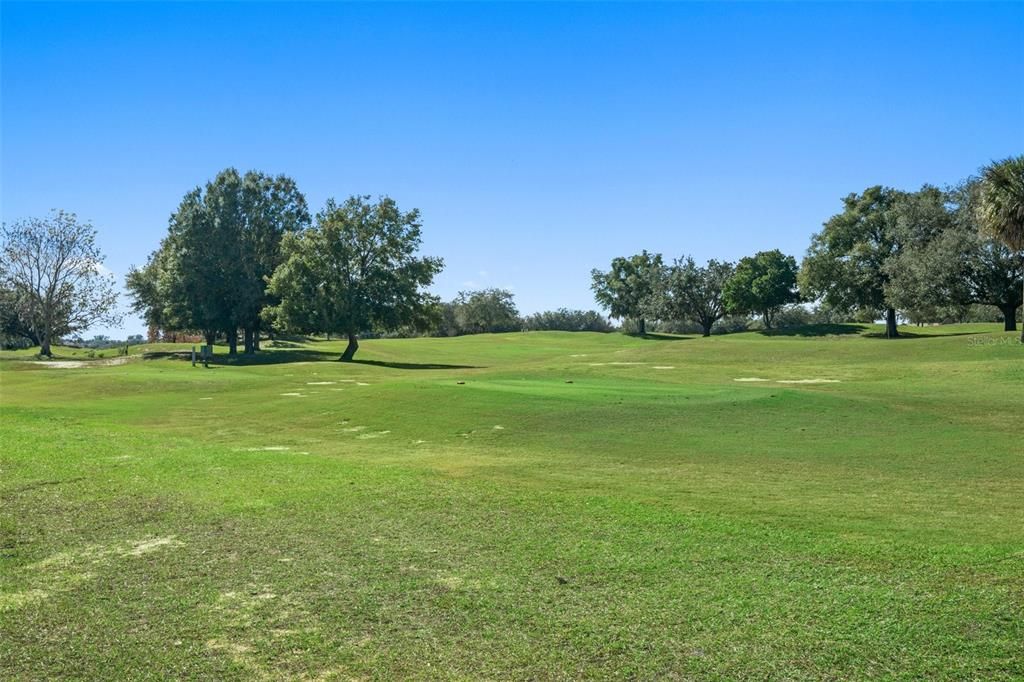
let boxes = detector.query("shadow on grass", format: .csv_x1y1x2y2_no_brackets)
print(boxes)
142,349,480,369
759,324,867,337
758,323,989,339
863,329,982,339
634,333,695,342
142,349,338,365
350,359,482,370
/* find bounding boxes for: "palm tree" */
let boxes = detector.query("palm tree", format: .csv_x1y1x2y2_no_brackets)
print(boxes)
977,156,1024,342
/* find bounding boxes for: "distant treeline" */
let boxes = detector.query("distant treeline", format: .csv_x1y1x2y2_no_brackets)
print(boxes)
3,157,1021,356
591,158,1024,339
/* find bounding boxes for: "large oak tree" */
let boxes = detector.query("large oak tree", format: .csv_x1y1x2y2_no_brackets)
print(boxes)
590,251,664,335
800,186,905,338
267,195,443,361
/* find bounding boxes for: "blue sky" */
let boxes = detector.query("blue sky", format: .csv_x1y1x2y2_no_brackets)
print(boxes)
3,2,1022,337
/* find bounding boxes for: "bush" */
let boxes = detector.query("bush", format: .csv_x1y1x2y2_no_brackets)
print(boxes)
522,309,613,332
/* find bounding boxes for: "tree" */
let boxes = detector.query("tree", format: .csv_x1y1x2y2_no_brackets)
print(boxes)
660,256,734,336
885,182,1021,331
131,168,309,354
453,289,520,334
0,286,40,347
591,251,664,335
976,155,1024,342
0,210,120,356
267,195,443,361
723,249,799,330
799,186,906,338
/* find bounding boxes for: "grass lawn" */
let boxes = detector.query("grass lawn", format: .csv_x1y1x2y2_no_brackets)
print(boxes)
1,325,1022,679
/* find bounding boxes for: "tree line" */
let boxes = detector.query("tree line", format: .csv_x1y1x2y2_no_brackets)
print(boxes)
591,157,1024,340
2,156,1021,355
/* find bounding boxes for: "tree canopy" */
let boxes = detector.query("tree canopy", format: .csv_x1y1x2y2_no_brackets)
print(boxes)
267,195,443,360
661,257,734,336
723,249,799,329
799,186,906,337
591,251,664,335
127,168,309,352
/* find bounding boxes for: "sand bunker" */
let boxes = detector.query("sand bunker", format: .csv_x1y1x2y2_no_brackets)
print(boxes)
734,377,769,382
653,366,675,370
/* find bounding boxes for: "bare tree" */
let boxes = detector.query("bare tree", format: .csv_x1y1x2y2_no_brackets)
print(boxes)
1,210,120,356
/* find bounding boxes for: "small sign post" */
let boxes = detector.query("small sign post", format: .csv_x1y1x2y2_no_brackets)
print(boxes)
191,345,196,367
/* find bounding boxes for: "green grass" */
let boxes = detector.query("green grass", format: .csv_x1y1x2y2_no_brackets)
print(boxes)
2,325,1022,679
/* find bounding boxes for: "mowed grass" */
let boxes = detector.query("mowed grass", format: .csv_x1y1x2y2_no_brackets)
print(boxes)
1,325,1022,680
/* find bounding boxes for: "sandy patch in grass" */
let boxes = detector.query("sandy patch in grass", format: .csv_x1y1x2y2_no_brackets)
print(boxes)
279,392,305,397
243,446,290,452
356,382,370,386
124,536,183,556
342,426,366,432
653,366,675,370
306,381,336,385
776,378,841,384
31,357,131,369
357,430,390,440
199,397,213,401
0,588,50,611
493,425,505,430
589,361,646,366
734,377,840,384
3,537,183,612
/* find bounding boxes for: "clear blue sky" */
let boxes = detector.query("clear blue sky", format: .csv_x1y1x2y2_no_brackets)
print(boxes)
3,2,1022,337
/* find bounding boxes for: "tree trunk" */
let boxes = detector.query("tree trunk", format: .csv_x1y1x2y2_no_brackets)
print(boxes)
638,318,646,336
1002,305,1018,332
40,337,51,357
227,329,238,355
701,322,712,337
243,327,254,354
763,310,774,330
340,333,358,361
885,308,899,339
254,323,261,351
205,331,216,347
